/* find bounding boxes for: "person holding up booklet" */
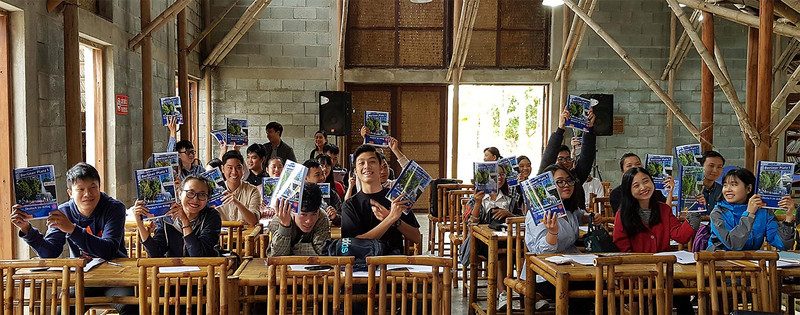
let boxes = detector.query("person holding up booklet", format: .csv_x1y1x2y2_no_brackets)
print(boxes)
243,143,268,186
216,150,262,226
609,153,674,213
10,163,136,314
316,154,346,198
707,168,797,251
163,117,205,178
341,144,421,255
695,151,726,214
517,155,532,182
537,107,596,184
130,175,222,257
265,183,331,256
304,160,343,226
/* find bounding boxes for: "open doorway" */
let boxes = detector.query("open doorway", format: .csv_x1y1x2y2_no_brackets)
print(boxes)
79,42,105,183
450,85,548,181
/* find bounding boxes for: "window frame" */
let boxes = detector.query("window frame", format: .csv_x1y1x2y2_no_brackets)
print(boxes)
0,11,14,259
78,40,107,188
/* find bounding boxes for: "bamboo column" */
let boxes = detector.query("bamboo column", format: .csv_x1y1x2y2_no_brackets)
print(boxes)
757,0,774,164
562,0,701,140
451,0,462,177
565,0,599,73
142,0,154,165
667,13,676,154
701,11,714,151
64,0,81,167
746,28,758,171
336,0,349,91
178,8,189,142
554,0,587,81
560,6,569,111
202,0,213,165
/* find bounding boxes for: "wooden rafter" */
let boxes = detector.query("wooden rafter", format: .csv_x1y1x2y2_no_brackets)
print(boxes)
561,0,701,140
336,0,349,90
128,0,194,50
554,0,588,81
677,0,800,38
187,0,239,53
446,0,480,82
714,40,732,85
773,38,800,74
661,10,700,80
770,63,800,120
667,0,762,146
46,0,66,13
565,0,600,74
202,0,271,68
783,0,800,13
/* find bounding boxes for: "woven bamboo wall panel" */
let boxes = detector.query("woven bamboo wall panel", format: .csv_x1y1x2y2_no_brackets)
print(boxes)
398,30,445,67
399,1,445,28
399,90,441,142
499,30,548,67
348,88,393,151
473,0,499,30
347,30,396,67
401,144,442,161
500,0,547,30
466,31,498,67
348,0,396,28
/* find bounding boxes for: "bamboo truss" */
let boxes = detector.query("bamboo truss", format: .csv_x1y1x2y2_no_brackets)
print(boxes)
676,0,800,38
445,0,480,82
128,0,194,50
561,0,702,140
555,0,591,81
188,0,239,53
773,38,799,75
661,10,701,80
203,0,272,68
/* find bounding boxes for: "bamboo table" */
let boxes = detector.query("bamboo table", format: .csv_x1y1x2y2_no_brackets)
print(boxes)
468,224,507,315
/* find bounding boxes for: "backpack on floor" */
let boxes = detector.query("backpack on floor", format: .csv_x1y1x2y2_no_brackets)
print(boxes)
691,224,711,252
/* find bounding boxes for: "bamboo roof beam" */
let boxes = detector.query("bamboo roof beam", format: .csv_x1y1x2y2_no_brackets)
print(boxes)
667,0,761,147
446,0,480,82
209,0,271,67
128,0,194,50
561,0,701,140
770,63,800,120
783,0,800,13
676,0,800,38
336,0,349,90
565,0,600,74
202,0,270,68
771,98,800,140
554,0,589,82
187,0,239,53
714,40,732,85
661,10,700,80
773,38,800,74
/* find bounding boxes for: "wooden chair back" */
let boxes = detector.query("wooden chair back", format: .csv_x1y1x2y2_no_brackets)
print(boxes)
601,181,611,196
124,220,153,258
0,259,86,315
503,216,526,315
242,224,262,258
219,221,246,256
592,196,614,229
266,256,354,315
366,256,452,315
438,189,473,257
137,257,229,315
593,255,676,315
694,251,779,315
430,183,470,253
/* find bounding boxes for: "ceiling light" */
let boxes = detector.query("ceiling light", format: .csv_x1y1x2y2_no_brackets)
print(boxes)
543,0,563,6
410,0,432,3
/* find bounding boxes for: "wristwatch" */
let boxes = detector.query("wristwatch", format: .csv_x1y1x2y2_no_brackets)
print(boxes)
393,219,402,228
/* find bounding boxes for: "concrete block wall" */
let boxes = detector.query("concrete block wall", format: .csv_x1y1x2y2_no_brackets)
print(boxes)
567,0,749,185
205,0,334,160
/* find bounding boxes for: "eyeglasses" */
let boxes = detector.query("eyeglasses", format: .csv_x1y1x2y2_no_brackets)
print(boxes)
556,157,574,163
180,150,196,156
555,179,577,188
183,190,208,201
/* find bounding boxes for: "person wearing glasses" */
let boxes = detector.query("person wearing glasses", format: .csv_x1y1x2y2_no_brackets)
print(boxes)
609,153,674,213
147,117,204,178
316,154,346,199
130,175,222,257
216,150,262,226
537,107,596,185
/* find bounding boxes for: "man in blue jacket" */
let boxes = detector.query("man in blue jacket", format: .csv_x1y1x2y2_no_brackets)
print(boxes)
10,162,136,314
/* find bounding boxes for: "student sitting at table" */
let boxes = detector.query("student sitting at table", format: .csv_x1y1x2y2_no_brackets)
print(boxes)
524,164,600,315
707,168,797,251
266,157,284,178
511,155,533,215
265,183,331,256
130,175,222,257
483,146,500,161
304,160,343,226
341,144,421,255
316,154,346,198
538,107,596,184
10,162,136,314
216,150,262,226
243,143,268,187
613,167,700,253
609,153,674,213
695,150,725,214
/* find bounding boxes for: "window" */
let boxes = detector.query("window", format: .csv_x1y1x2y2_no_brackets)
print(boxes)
79,42,106,184
0,11,13,259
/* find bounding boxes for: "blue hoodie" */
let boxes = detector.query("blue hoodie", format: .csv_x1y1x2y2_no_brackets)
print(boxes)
707,200,796,251
20,192,128,260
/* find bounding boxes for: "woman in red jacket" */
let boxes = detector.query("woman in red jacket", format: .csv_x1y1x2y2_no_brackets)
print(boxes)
613,167,700,253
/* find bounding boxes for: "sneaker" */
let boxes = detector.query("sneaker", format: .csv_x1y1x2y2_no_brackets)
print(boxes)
535,299,550,312
497,292,508,311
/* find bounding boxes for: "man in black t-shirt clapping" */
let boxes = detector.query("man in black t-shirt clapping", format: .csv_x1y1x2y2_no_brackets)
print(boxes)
341,144,422,254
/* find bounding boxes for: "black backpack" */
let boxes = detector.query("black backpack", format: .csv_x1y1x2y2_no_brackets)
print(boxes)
323,237,389,271
584,213,619,253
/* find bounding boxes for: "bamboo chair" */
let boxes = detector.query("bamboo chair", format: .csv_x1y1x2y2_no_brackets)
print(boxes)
265,256,354,315
243,224,262,258
429,183,468,254
124,220,153,258
219,221,246,256
433,184,473,256
450,197,472,294
593,255,676,315
591,196,615,230
438,189,474,257
694,251,780,315
601,181,611,196
503,216,526,315
366,256,452,315
137,257,230,315
0,259,87,315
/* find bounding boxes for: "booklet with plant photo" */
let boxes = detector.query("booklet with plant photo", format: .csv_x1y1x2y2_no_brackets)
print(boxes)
13,165,58,219
498,156,521,187
521,172,566,226
199,167,227,208
755,161,794,210
675,144,702,167
135,167,177,219
262,177,279,207
385,161,433,214
226,118,249,146
565,95,595,132
678,166,705,213
210,129,226,145
645,154,673,191
364,111,390,147
318,183,331,209
153,152,180,181
473,162,499,194
159,96,183,126
269,160,308,214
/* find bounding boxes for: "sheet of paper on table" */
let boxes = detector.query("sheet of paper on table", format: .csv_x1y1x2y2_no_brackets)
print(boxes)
654,250,696,264
752,260,800,268
159,266,202,273
578,226,588,232
47,258,106,272
351,264,437,277
780,251,800,263
561,254,598,266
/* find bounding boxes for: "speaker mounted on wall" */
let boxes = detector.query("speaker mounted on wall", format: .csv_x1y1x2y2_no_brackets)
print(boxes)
580,93,613,136
319,91,352,136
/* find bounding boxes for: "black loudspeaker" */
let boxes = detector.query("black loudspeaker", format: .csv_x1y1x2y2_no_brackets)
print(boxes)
319,91,352,136
580,93,613,136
